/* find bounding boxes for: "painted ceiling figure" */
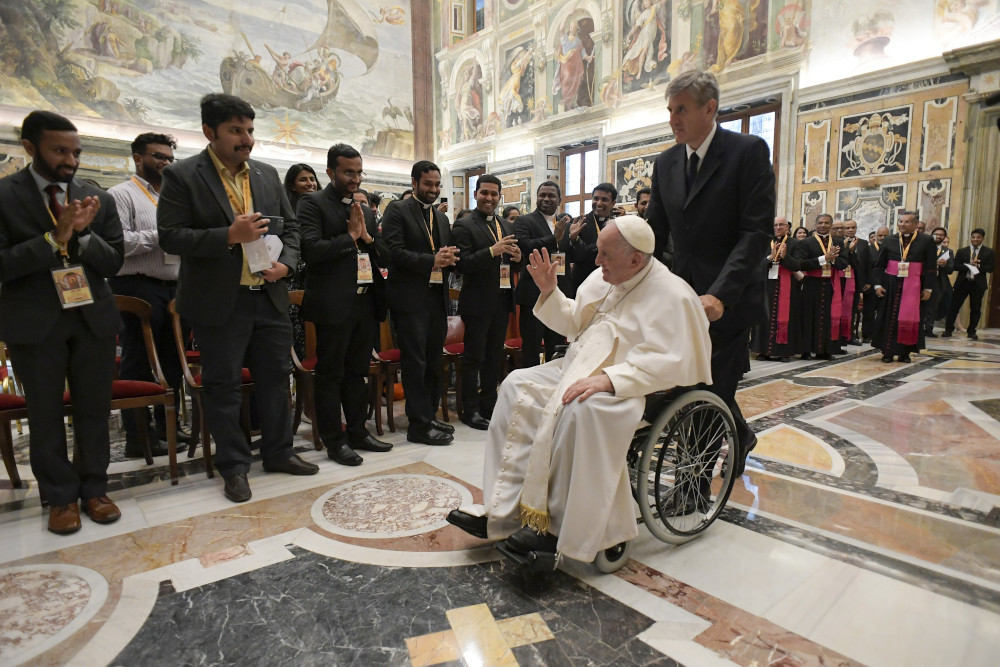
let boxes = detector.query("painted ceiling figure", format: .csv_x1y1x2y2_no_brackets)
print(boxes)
708,0,747,73
499,47,533,125
622,0,667,78
458,65,482,141
552,20,593,112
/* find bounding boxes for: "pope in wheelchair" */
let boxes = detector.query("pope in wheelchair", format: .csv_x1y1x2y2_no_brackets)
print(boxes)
448,216,716,570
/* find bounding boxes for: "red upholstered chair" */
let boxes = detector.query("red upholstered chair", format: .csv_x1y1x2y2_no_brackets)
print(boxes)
441,315,465,422
111,296,179,475
168,299,253,482
503,337,523,378
0,379,27,489
374,319,401,433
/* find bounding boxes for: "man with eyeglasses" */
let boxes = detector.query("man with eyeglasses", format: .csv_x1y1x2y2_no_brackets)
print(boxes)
109,133,188,458
299,143,392,465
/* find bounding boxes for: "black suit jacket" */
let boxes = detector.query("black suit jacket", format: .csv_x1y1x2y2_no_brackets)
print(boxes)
566,211,608,293
452,210,518,316
646,127,775,330
792,235,849,272
843,237,870,288
0,168,124,344
157,150,299,327
299,184,387,325
513,210,572,306
381,197,451,313
933,245,955,292
953,245,995,290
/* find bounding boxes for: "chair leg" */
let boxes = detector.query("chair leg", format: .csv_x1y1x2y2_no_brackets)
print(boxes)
135,411,154,466
165,403,179,486
292,375,304,436
188,394,201,457
0,420,24,489
384,366,396,433
371,372,384,436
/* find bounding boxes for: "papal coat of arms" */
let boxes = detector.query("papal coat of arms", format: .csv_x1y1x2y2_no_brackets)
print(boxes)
838,106,911,179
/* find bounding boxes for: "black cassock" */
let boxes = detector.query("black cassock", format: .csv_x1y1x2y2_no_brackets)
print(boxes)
793,234,848,357
752,234,802,358
872,232,937,356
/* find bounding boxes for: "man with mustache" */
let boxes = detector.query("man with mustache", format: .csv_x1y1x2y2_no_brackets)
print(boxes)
0,110,125,534
158,93,319,503
109,133,187,458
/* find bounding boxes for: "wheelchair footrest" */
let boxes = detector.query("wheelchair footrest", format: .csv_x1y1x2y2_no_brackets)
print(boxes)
496,542,559,572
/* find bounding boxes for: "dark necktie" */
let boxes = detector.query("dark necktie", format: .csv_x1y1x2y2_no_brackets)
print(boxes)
686,153,700,195
45,184,63,219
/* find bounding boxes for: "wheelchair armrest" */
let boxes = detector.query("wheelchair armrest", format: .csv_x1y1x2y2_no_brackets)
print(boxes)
642,386,692,423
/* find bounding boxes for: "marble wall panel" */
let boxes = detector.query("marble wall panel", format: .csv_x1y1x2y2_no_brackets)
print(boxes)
837,105,912,180
836,184,905,238
800,190,827,229
921,96,958,171
803,118,831,184
614,152,658,204
917,178,951,229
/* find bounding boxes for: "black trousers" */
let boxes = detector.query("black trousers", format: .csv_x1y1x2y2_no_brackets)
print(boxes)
460,299,510,417
109,275,184,442
313,292,377,445
861,288,881,340
707,324,754,472
193,289,294,477
8,309,116,506
518,305,566,367
946,279,987,335
394,287,447,431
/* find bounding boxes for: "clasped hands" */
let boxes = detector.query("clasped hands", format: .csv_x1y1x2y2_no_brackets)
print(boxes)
491,234,521,262
434,245,460,269
53,196,101,245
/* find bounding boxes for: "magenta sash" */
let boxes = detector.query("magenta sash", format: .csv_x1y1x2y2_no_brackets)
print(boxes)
839,270,856,339
804,267,842,341
886,260,924,345
776,266,792,344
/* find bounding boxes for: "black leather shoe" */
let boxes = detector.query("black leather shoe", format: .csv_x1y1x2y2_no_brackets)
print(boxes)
898,354,912,363
446,509,488,538
505,526,558,554
350,434,392,452
156,427,191,443
848,338,862,346
263,454,320,475
431,419,455,434
881,355,893,363
969,333,979,341
924,330,937,338
941,330,953,338
407,427,454,445
223,473,251,503
326,441,363,466
800,353,811,360
461,412,490,430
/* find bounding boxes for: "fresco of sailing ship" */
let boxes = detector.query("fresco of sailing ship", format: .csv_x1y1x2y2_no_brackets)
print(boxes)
219,0,380,112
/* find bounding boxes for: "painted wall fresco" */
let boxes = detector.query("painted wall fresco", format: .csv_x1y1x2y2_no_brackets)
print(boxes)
499,40,535,128
621,0,672,95
550,13,598,113
0,0,415,159
453,58,484,144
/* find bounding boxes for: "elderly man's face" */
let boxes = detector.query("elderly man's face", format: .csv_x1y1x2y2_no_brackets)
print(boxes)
595,224,643,286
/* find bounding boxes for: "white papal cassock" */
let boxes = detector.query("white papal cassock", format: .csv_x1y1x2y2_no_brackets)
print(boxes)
481,258,713,562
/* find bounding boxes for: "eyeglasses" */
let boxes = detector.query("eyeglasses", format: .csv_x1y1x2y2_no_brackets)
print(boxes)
338,170,366,180
143,152,175,163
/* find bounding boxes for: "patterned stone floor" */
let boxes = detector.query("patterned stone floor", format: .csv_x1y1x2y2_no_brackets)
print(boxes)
1,332,999,666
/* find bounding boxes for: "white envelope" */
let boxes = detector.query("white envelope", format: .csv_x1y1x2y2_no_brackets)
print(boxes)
243,238,271,273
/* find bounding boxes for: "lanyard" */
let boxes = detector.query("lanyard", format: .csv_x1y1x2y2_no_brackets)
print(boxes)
771,234,787,260
131,176,158,207
900,234,914,261
421,206,436,251
483,216,503,243
814,233,831,256
215,165,252,216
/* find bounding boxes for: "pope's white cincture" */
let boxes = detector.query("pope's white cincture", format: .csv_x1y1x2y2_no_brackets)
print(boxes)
467,217,713,562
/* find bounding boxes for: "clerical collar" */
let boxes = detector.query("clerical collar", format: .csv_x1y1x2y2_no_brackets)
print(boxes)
29,163,67,195
595,215,608,223
418,200,432,210
341,196,352,205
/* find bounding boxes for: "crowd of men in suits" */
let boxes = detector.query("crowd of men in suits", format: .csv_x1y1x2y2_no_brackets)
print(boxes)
753,212,994,364
2,73,994,539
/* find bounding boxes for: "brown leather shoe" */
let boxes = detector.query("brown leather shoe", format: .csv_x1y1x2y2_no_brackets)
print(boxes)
48,503,82,535
82,496,121,524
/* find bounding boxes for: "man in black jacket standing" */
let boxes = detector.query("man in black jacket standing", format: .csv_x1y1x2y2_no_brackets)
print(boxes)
452,175,522,429
565,183,617,295
943,228,995,341
299,143,392,465
381,161,459,445
514,181,571,366
645,70,774,475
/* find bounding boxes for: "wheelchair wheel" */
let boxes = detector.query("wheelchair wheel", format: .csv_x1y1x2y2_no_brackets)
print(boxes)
634,390,738,545
593,541,632,573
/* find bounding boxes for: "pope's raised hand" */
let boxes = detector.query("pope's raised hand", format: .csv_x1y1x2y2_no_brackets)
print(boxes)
526,248,558,296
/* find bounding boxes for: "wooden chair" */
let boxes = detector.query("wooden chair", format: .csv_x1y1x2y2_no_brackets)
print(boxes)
0,346,27,488
168,299,254,482
441,315,465,422
374,318,401,433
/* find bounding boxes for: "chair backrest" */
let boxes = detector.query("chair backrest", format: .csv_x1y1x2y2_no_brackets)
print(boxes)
286,289,316,363
168,299,199,387
114,295,169,389
445,315,464,345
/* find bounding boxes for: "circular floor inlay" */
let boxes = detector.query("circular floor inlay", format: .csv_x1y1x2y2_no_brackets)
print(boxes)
0,565,108,666
312,474,474,538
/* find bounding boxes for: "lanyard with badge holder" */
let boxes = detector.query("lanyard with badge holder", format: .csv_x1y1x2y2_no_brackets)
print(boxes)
485,215,512,289
815,233,834,277
131,176,179,265
550,214,567,277
44,198,95,309
345,198,374,287
897,234,914,277
422,205,444,285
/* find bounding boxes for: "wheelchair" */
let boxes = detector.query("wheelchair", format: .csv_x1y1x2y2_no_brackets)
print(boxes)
498,387,739,574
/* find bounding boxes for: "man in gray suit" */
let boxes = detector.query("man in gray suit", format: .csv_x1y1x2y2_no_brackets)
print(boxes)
158,93,318,503
0,111,125,534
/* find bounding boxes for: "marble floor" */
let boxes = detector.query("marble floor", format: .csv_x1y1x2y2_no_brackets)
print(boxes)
2,332,1000,666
